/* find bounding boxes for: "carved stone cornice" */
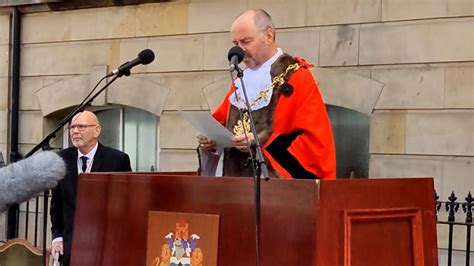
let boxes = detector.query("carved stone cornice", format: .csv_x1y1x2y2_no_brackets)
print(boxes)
1,0,171,13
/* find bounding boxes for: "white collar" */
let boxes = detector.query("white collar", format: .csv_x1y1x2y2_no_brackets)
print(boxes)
77,142,98,160
230,48,283,111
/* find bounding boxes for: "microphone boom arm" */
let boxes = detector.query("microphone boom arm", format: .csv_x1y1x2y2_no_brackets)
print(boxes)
25,74,120,158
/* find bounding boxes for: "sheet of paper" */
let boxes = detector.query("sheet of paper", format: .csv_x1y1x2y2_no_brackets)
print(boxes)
180,111,233,148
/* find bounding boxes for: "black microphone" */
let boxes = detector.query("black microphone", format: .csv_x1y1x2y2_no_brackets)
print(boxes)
227,46,245,72
0,151,66,212
109,49,155,77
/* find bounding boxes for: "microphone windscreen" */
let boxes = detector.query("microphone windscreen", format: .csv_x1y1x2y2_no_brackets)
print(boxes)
0,151,66,212
138,49,155,65
228,46,245,63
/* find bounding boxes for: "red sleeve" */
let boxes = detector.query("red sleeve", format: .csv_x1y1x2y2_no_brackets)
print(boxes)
263,68,336,179
211,87,234,126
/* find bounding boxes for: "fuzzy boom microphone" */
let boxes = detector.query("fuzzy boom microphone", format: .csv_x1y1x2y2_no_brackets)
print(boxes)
0,151,66,212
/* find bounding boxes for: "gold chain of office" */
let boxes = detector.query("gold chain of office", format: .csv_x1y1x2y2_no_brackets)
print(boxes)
232,62,301,136
271,62,300,88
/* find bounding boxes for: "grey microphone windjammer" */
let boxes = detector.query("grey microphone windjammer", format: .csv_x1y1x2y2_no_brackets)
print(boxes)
0,151,66,212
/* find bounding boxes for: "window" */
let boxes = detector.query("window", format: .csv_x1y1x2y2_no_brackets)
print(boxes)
326,105,369,178
95,107,159,171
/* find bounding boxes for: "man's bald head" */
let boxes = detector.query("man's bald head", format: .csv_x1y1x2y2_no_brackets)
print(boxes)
242,9,275,39
69,111,101,154
230,9,277,69
71,110,99,125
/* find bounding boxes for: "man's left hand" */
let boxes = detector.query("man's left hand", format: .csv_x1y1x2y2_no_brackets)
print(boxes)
232,133,254,152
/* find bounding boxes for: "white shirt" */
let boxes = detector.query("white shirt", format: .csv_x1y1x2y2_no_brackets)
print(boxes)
52,142,98,244
76,142,98,174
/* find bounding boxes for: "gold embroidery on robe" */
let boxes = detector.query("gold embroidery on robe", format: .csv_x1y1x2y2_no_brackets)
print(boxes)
233,112,251,136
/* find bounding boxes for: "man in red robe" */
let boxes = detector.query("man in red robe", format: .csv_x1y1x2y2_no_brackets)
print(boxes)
197,9,335,180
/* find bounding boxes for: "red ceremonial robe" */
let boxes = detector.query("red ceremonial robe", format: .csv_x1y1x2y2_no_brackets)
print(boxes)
212,56,336,180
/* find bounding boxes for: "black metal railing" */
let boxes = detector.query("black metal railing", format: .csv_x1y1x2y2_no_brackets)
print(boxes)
2,192,51,266
437,191,473,266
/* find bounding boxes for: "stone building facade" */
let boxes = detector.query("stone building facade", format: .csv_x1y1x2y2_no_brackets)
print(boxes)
0,0,473,254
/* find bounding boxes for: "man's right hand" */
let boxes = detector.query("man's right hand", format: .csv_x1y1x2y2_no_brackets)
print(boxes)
51,241,64,261
196,133,216,151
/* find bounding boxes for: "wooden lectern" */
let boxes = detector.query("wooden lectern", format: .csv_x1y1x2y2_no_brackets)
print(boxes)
71,174,438,265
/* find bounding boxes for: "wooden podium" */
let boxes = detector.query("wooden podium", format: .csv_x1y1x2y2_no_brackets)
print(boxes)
71,174,438,265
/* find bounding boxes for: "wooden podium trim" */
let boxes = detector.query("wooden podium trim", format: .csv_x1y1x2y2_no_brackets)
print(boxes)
343,208,424,266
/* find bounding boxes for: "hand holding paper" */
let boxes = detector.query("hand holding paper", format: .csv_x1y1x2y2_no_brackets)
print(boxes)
180,111,234,149
196,134,216,151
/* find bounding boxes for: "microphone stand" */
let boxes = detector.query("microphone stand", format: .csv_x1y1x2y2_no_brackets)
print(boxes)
23,71,124,266
229,65,269,266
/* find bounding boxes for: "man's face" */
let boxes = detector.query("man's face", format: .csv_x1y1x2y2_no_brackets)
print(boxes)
230,16,273,70
69,113,100,152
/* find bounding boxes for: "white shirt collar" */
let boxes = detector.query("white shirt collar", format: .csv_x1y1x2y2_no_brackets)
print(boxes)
77,142,98,160
230,48,283,111
77,142,98,173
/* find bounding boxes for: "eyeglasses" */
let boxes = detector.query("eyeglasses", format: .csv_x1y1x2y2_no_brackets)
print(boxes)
69,124,97,131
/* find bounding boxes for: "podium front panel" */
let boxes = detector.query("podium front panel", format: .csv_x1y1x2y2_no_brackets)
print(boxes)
71,174,320,266
318,178,438,266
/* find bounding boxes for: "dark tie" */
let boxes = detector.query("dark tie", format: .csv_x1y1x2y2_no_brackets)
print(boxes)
80,156,88,173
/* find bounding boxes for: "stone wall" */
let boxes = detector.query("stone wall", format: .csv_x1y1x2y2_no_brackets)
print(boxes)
0,12,9,243
0,13,8,161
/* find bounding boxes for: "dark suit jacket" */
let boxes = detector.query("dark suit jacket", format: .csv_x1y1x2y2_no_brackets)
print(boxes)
50,143,131,264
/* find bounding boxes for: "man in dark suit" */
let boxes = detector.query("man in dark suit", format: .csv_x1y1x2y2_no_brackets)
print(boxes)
50,110,132,266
